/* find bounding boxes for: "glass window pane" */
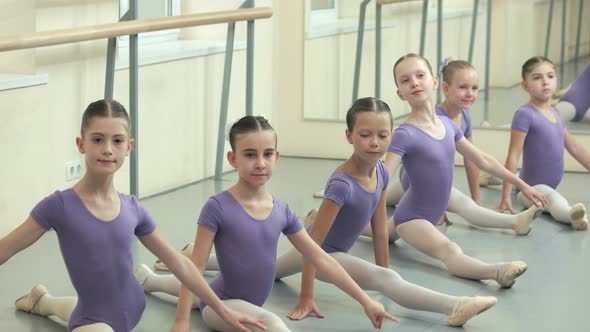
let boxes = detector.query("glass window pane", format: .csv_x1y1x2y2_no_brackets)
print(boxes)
139,0,168,19
311,0,335,11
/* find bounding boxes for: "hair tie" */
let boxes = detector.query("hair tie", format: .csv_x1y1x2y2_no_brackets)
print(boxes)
439,57,451,75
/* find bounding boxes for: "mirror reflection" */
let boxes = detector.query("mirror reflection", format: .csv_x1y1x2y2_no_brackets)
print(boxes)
303,0,590,132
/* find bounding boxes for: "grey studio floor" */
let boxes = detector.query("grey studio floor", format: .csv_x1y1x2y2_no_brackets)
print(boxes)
1,156,590,332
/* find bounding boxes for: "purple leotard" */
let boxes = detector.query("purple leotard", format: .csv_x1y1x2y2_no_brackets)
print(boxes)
511,104,565,189
198,191,302,310
398,106,471,191
319,160,389,253
31,189,156,332
560,62,590,122
389,117,463,225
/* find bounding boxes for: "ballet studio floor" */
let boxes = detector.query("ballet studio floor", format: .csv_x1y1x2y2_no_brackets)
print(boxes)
1,156,589,332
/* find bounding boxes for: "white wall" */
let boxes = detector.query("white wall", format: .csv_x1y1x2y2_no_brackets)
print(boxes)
273,1,348,159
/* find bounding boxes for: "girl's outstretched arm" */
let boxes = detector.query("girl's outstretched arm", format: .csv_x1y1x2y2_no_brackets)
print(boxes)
286,228,400,329
464,136,481,203
564,129,590,171
139,229,266,332
371,191,389,268
497,129,526,213
383,152,402,181
171,224,215,332
287,199,340,321
0,216,46,265
455,135,547,209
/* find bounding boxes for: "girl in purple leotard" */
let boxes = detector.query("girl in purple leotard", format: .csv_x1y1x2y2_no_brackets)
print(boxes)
376,60,542,235
384,54,547,288
498,56,590,230
0,100,264,332
275,98,497,328
137,115,397,332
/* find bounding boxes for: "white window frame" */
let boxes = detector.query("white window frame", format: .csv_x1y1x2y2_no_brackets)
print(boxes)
118,0,181,47
310,0,338,23
114,0,248,69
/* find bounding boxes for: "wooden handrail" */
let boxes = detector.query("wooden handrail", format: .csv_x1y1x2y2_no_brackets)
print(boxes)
377,0,415,4
0,7,272,52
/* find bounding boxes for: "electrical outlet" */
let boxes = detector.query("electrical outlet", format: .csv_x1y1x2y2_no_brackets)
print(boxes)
65,159,83,181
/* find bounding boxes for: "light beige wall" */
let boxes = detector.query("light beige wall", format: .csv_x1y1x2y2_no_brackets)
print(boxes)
0,0,274,236
273,1,349,159
179,0,248,40
489,0,536,87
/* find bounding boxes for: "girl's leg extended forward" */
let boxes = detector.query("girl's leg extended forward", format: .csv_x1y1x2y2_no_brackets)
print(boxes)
277,248,458,313
15,284,76,322
72,324,114,332
202,299,292,332
328,252,453,314
447,187,542,235
154,243,220,271
135,264,200,306
360,216,398,242
328,252,496,326
517,184,588,230
275,248,496,326
395,220,526,288
275,247,304,280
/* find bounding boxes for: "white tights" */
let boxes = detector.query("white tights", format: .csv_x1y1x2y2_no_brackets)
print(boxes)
72,324,114,332
32,294,114,332
555,101,590,124
378,182,537,238
447,187,536,230
517,184,573,224
203,299,292,332
141,272,291,332
395,220,499,281
385,180,405,207
275,250,457,315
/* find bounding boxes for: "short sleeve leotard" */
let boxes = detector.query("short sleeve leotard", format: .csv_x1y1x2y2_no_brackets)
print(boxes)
398,106,471,191
318,160,389,253
389,116,464,225
198,191,303,310
31,189,156,332
511,104,565,189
